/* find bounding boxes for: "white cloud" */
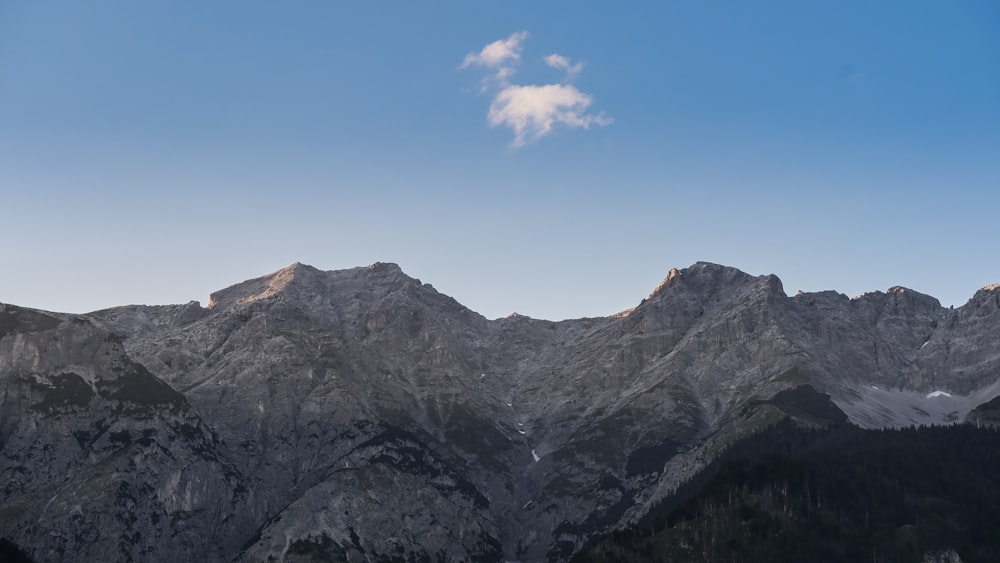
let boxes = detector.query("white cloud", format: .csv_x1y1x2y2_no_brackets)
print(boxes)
543,54,583,79
461,31,528,73
488,84,612,148
462,32,611,148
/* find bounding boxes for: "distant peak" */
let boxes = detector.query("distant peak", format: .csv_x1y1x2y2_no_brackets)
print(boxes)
690,261,729,270
687,262,756,279
367,262,409,277
968,283,1000,309
885,285,941,308
794,289,849,302
280,261,320,275
850,285,941,311
647,261,756,299
647,268,681,299
205,261,422,311
208,262,321,309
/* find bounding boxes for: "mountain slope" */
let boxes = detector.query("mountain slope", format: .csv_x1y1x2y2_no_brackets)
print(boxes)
2,261,999,561
573,422,1000,563
0,304,253,562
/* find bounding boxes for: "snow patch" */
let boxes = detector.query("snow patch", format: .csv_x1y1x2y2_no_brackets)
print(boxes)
919,341,930,349
518,430,526,435
531,449,540,462
927,390,952,399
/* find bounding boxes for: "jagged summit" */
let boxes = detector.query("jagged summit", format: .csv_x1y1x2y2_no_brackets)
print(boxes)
201,260,992,322
846,285,943,312
885,285,936,300
367,261,403,273
646,267,681,299
968,283,1000,309
206,262,315,309
206,261,415,310
646,261,776,302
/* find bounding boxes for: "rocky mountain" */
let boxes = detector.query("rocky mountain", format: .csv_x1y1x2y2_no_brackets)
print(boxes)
1,261,998,562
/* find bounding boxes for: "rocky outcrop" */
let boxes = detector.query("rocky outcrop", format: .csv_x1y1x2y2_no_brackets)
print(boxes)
2,261,999,561
923,548,965,563
0,305,252,562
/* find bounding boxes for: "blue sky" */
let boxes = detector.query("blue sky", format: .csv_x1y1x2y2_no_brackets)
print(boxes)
2,1,998,319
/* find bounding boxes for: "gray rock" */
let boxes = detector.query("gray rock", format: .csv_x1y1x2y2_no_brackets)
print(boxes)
923,548,964,563
2,261,999,561
0,305,253,562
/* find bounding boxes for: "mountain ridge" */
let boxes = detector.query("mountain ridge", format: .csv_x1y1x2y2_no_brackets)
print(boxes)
63,261,997,331
2,260,999,562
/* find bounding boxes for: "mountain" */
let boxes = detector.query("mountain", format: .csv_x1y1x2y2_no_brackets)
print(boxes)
1,261,999,562
573,422,1000,563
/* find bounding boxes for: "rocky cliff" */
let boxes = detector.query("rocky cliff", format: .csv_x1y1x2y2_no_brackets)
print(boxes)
1,262,998,562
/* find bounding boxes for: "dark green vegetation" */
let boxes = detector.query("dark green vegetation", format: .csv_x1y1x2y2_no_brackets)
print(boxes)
745,384,848,428
966,396,1000,428
574,421,1000,563
284,535,349,562
0,537,34,562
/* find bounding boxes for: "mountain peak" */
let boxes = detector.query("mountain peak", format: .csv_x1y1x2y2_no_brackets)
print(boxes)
871,285,942,311
283,261,316,273
967,283,1000,310
686,261,757,282
647,268,681,299
207,262,322,309
647,261,757,300
367,261,402,273
205,261,419,311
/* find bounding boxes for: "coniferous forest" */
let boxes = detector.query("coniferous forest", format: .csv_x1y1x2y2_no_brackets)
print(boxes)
574,421,1000,563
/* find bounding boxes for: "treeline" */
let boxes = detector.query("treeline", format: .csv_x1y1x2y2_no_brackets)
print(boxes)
0,538,33,563
574,422,1000,563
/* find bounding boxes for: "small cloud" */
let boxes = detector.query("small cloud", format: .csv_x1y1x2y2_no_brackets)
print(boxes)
461,31,529,73
488,84,612,148
461,33,611,148
543,54,583,79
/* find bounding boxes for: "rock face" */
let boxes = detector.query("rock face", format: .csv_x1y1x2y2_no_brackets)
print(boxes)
1,261,999,562
0,305,252,562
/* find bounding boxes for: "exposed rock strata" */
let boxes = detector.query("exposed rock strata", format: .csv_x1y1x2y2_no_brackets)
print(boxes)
1,262,998,561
